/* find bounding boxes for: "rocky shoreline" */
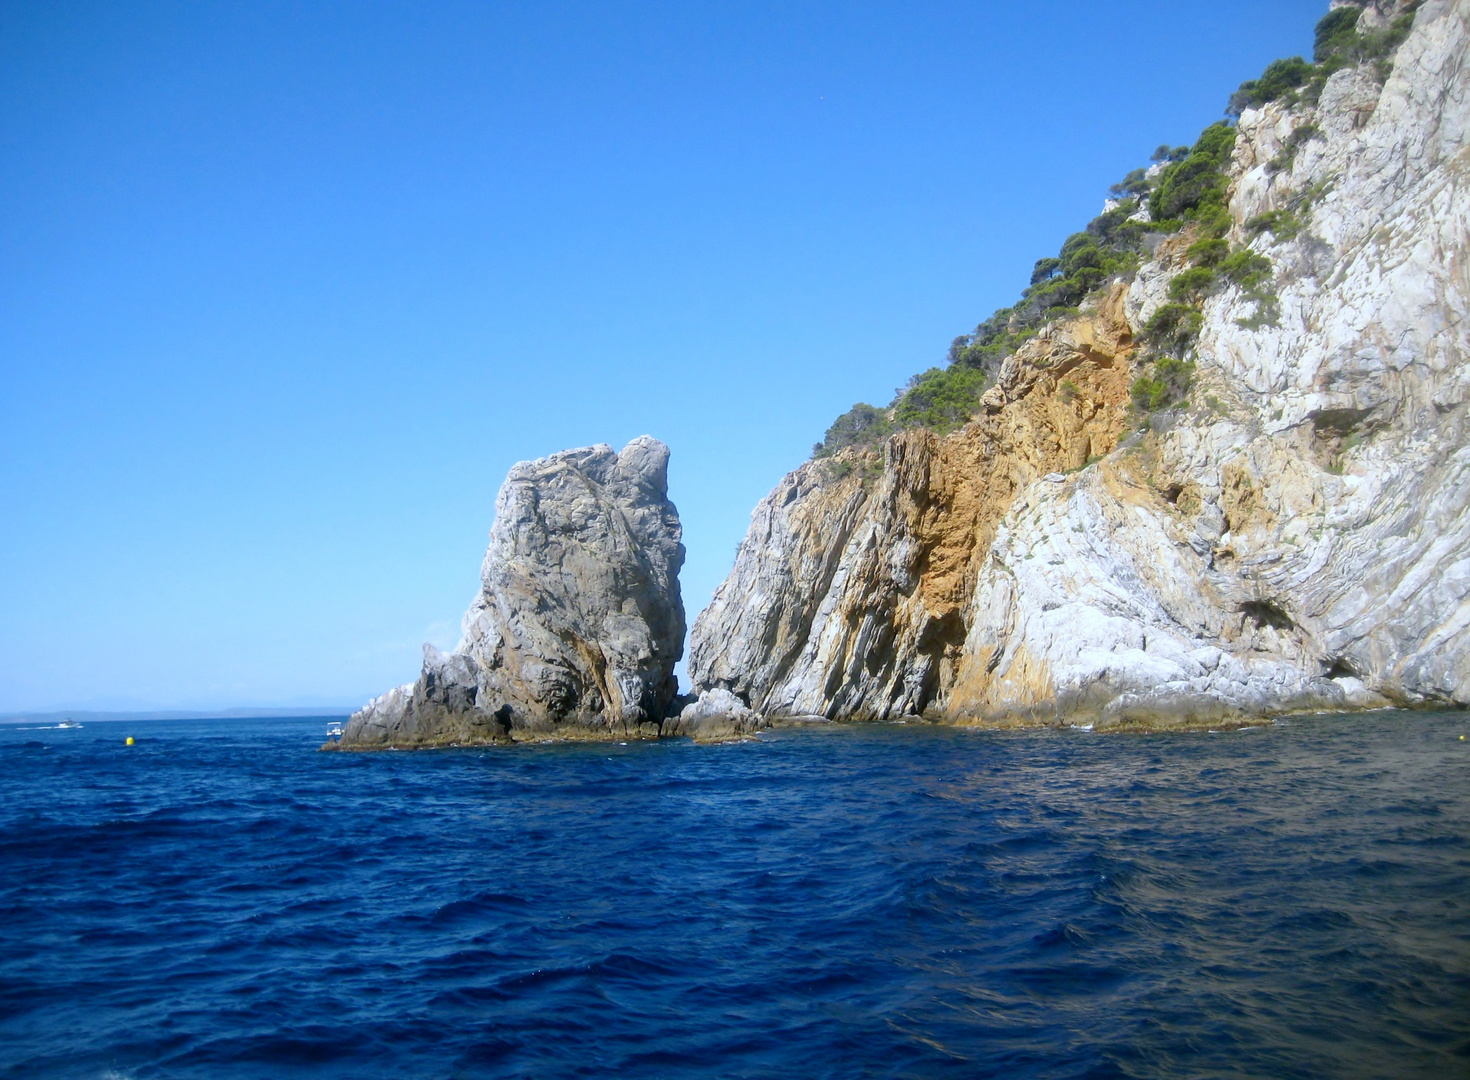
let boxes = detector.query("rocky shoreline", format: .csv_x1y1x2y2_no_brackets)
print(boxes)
328,681,1422,751
685,0,1470,729
339,0,1469,751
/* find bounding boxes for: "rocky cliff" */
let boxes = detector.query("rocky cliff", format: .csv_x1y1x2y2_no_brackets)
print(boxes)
690,0,1470,728
341,437,686,746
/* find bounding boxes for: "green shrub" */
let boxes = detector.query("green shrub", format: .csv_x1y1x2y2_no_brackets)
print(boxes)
1313,7,1361,62
1109,168,1152,199
1228,56,1314,115
948,307,1036,376
1219,249,1272,289
1314,4,1419,67
1143,303,1204,353
1060,231,1103,270
1007,230,1133,321
1130,376,1167,411
1131,357,1196,412
892,366,988,434
1246,209,1304,240
812,402,893,457
1168,266,1217,301
1231,5,1421,113
1186,237,1229,267
1196,124,1236,160
1085,201,1147,252
1150,124,1237,222
1130,357,1196,412
1369,7,1422,61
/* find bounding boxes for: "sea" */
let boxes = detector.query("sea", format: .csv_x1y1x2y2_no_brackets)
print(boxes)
1,711,1466,1079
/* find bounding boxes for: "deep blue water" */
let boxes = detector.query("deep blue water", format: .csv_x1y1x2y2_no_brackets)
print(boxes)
1,713,1467,1079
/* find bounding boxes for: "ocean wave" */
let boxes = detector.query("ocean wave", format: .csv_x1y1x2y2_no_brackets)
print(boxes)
0,711,1465,1078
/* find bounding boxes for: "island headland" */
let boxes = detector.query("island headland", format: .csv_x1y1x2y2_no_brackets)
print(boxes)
342,0,1469,747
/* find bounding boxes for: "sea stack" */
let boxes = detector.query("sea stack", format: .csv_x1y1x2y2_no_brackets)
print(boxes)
340,436,686,746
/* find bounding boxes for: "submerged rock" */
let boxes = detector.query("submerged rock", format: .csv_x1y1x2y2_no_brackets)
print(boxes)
341,437,686,746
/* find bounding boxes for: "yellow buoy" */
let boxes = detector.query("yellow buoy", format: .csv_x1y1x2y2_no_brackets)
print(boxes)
125,736,134,745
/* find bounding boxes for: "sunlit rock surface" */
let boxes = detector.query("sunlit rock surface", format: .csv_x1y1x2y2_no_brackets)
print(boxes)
342,437,686,746
668,688,769,741
691,0,1470,728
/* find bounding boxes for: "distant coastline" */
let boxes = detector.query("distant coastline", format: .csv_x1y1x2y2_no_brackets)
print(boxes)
0,707,355,725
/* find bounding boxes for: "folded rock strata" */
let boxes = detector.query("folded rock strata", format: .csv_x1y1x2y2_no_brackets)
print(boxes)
341,436,686,746
691,0,1470,728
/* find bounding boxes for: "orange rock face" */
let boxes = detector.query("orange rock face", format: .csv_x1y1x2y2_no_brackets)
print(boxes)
689,287,1144,721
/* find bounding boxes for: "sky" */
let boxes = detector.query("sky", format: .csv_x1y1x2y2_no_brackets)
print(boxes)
0,0,1332,713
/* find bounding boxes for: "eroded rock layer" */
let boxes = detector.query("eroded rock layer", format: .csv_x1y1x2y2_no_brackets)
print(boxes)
691,0,1470,728
342,437,686,746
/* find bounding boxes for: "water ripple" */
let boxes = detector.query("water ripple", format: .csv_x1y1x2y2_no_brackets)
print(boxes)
0,712,1467,1078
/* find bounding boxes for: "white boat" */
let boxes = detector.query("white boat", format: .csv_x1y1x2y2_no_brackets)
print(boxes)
326,722,344,740
55,719,82,729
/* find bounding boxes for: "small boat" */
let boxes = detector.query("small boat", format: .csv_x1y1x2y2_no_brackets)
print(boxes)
55,719,82,729
326,722,344,740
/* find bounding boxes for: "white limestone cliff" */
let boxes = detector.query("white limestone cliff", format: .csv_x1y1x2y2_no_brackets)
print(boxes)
690,0,1470,728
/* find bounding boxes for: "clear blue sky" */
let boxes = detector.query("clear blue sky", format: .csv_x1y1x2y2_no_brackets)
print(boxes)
1,0,1329,713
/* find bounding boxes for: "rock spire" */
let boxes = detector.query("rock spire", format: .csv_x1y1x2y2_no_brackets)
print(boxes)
341,436,686,746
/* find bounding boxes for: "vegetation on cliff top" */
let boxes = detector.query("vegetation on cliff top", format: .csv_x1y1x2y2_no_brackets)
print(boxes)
812,2,1417,459
1227,2,1421,115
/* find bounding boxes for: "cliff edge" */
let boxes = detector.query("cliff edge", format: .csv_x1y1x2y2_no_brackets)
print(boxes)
690,0,1470,729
